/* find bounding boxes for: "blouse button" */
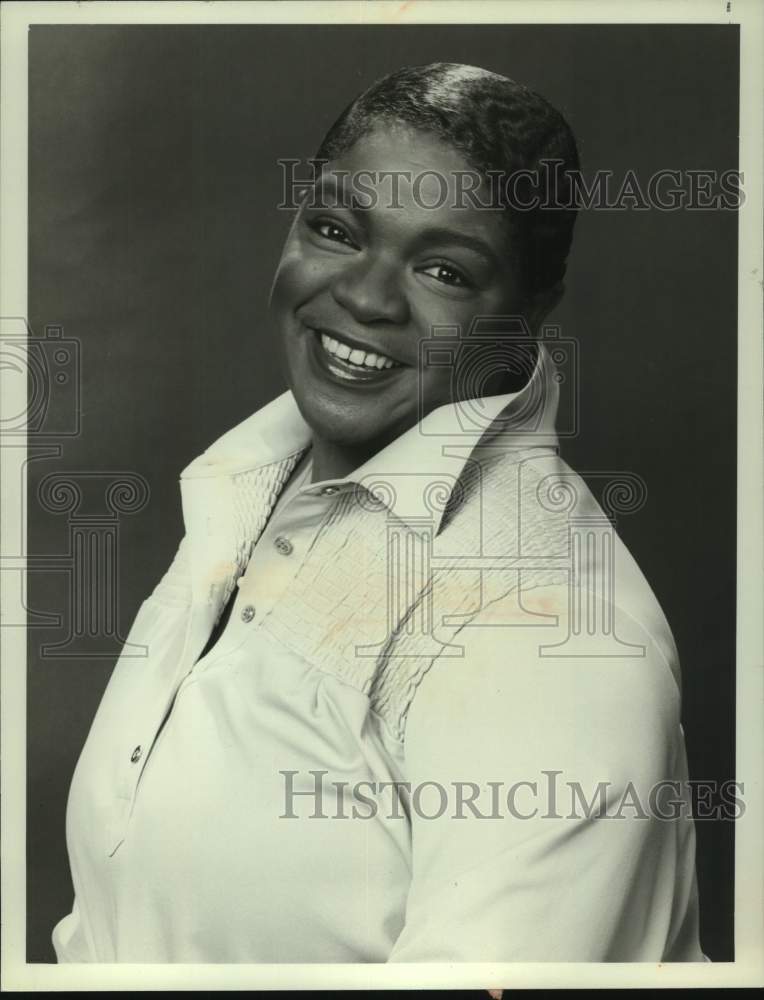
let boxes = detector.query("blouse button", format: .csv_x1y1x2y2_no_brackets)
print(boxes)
240,604,256,623
274,536,293,556
130,745,142,763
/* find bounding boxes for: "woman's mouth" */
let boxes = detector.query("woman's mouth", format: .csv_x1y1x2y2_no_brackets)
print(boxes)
306,326,405,385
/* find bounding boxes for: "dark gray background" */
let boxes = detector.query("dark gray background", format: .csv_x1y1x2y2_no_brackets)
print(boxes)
27,24,738,962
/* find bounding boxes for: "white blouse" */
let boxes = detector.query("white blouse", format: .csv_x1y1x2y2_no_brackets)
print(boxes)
52,346,707,963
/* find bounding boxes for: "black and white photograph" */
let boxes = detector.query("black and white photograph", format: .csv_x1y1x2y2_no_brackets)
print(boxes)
1,0,762,991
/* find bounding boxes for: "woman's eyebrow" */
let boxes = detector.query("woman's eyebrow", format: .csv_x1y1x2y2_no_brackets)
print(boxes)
412,226,499,266
310,173,354,207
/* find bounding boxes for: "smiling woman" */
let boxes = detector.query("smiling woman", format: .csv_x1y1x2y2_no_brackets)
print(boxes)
52,63,706,964
272,65,577,477
273,125,546,475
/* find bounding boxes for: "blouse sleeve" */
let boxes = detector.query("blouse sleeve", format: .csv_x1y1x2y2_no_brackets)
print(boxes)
387,584,705,963
52,894,93,962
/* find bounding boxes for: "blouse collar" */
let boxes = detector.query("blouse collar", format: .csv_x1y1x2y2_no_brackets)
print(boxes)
180,339,561,532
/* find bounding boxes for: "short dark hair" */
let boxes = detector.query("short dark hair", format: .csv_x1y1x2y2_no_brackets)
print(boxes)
315,62,580,298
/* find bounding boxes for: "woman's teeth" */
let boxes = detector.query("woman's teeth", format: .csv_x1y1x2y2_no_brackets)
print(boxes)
319,332,400,370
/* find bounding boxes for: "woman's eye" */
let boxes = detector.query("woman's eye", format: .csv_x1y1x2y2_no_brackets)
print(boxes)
420,263,471,288
309,219,356,247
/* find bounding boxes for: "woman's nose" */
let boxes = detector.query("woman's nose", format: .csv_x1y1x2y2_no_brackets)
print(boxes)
330,256,409,326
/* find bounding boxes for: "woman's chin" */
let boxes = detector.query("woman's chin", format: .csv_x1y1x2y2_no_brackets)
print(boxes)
298,394,396,450
284,340,416,449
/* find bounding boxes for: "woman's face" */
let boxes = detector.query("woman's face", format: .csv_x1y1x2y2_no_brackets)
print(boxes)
270,123,542,454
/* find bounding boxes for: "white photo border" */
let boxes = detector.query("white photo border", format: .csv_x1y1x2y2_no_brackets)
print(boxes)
1,0,762,990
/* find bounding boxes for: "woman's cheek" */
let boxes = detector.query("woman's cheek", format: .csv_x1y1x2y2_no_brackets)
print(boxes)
270,246,327,312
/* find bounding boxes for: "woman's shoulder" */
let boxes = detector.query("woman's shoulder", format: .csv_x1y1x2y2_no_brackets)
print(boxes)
440,446,676,655
396,447,684,726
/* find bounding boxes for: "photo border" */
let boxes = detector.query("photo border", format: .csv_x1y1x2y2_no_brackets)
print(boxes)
2,0,762,990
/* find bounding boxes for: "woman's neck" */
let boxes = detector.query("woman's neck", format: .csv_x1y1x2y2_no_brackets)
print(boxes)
309,437,379,484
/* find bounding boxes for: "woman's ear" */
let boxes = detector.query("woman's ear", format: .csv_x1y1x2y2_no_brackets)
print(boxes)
526,280,565,335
